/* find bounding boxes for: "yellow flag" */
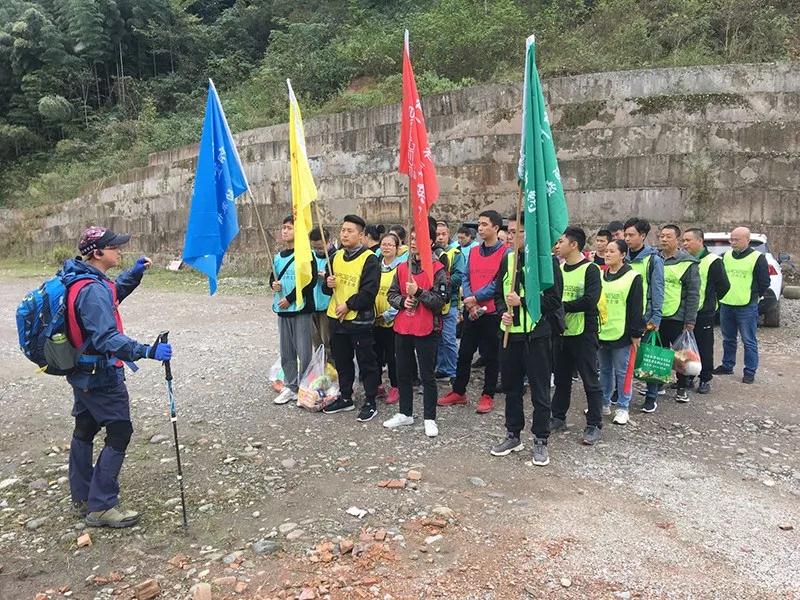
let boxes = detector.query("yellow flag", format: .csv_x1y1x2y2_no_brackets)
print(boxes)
287,79,316,308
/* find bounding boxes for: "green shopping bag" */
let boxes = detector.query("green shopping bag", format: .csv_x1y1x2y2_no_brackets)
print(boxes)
633,331,675,384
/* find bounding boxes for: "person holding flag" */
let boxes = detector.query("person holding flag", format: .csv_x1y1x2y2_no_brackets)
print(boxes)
487,33,568,455
270,215,316,405
383,217,450,437
321,215,382,421
182,80,249,295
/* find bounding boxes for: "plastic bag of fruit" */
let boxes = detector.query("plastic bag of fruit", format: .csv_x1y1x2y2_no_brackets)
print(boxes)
298,345,340,411
671,330,702,376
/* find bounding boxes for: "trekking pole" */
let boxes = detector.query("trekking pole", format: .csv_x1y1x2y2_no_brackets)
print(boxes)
155,330,188,528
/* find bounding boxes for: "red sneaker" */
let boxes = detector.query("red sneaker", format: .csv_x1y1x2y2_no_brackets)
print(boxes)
386,387,400,404
437,391,467,406
475,394,494,414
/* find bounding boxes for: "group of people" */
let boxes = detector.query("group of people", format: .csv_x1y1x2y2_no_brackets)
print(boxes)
53,214,769,528
270,212,771,467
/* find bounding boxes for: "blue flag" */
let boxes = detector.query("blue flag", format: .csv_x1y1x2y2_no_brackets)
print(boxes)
182,79,249,295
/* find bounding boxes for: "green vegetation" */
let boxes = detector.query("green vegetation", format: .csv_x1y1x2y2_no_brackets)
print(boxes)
1,0,797,209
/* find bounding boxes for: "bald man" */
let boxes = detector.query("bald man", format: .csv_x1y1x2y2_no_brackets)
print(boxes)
713,227,770,384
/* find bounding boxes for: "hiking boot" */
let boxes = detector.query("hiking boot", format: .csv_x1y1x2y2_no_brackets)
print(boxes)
323,397,355,414
697,380,711,394
602,405,612,417
675,388,689,403
376,385,387,400
438,391,467,406
475,394,494,414
549,417,567,432
582,425,602,446
742,373,755,384
642,396,657,413
472,356,486,368
490,433,524,457
385,387,400,404
713,365,733,375
383,413,413,428
357,403,377,422
273,387,297,405
424,420,439,438
72,500,88,518
85,506,139,528
612,409,629,425
532,438,550,466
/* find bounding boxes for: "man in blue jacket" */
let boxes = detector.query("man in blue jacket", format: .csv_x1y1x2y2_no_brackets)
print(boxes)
623,218,665,413
64,227,172,528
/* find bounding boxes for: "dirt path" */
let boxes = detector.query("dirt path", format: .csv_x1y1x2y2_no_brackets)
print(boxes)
1,277,798,600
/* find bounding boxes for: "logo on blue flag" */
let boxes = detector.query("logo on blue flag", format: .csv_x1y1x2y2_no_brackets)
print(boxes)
182,79,249,295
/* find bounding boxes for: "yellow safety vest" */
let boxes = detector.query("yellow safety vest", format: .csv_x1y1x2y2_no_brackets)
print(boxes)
374,265,398,328
599,270,640,342
560,261,599,336
662,261,693,318
441,245,461,315
629,254,651,312
698,252,721,310
720,250,760,306
326,249,375,321
500,253,536,334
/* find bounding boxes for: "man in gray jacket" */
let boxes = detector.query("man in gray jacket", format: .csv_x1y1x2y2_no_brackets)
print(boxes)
658,224,700,403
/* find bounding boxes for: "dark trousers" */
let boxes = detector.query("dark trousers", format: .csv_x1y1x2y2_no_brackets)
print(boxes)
552,333,604,427
330,323,380,405
374,326,398,387
659,319,689,389
396,333,439,420
453,313,501,396
69,381,131,512
501,335,552,440
695,312,715,383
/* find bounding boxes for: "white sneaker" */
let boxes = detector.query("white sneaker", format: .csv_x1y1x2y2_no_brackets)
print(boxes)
602,405,612,416
383,413,414,428
612,409,629,425
424,419,439,438
273,388,297,405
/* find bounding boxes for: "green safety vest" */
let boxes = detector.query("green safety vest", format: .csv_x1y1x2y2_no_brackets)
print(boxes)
560,261,598,336
629,254,651,311
721,250,760,306
662,260,693,318
599,269,640,342
500,252,535,334
698,252,720,310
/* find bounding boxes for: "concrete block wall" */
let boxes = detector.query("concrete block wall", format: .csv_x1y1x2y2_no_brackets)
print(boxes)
14,62,800,262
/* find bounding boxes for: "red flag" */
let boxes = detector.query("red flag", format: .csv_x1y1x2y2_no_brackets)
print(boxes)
399,29,439,276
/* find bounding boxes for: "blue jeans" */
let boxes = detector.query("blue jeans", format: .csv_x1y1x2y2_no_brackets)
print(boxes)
720,303,759,376
435,305,458,377
599,345,633,409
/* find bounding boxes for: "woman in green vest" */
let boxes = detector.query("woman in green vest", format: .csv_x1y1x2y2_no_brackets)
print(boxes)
374,232,403,405
598,240,646,425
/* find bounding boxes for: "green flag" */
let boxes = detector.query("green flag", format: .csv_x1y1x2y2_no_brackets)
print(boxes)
518,35,569,324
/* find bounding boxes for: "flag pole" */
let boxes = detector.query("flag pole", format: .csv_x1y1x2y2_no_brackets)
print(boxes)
313,201,333,275
247,190,274,273
502,184,524,349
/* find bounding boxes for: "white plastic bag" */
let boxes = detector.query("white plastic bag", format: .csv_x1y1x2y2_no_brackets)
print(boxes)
671,330,702,376
269,357,285,392
298,345,340,411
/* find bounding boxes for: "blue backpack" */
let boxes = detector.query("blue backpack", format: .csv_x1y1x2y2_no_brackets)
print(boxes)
16,272,97,375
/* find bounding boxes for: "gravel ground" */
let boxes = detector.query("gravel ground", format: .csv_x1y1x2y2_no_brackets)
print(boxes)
0,276,798,600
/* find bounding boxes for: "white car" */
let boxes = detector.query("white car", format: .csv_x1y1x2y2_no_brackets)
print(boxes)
704,232,783,327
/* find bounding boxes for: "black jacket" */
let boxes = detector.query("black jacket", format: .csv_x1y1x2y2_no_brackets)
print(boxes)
697,248,731,315
322,246,381,333
601,264,646,349
562,258,601,334
494,253,563,342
